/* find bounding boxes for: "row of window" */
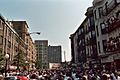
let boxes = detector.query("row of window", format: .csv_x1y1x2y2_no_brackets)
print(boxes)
97,40,107,53
94,0,117,19
96,15,120,36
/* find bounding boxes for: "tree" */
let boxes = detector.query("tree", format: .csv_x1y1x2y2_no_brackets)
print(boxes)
35,59,42,69
12,50,26,69
0,49,5,70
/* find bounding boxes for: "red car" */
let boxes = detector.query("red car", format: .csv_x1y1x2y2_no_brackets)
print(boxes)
17,76,28,80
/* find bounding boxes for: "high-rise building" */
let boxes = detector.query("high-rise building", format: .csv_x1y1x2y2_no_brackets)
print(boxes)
0,15,26,68
11,21,36,70
0,14,37,70
34,40,48,69
48,45,62,63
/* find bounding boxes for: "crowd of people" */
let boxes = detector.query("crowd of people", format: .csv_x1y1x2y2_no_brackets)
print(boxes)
27,67,120,80
0,66,120,80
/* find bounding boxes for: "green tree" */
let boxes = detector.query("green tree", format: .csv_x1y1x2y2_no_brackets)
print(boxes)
0,49,5,70
12,50,26,68
35,59,42,69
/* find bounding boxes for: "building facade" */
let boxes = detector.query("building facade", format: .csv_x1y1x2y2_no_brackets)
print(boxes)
69,34,75,63
11,21,37,70
84,7,98,68
0,15,27,70
93,0,120,70
48,45,62,63
35,40,48,69
70,19,86,66
70,0,120,70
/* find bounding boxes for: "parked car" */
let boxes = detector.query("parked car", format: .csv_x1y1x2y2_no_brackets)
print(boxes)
4,76,20,80
17,73,29,80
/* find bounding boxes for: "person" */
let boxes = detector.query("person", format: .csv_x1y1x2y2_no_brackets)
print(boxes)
0,72,4,80
81,76,87,80
102,74,110,80
30,73,38,80
110,72,117,80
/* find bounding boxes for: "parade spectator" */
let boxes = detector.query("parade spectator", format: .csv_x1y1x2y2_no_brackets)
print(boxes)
0,72,4,80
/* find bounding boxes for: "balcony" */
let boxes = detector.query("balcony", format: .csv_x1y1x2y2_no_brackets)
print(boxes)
108,19,120,33
91,37,96,44
103,0,118,16
106,36,120,53
86,37,96,46
86,40,91,46
101,28,108,34
93,0,102,6
0,30,3,36
85,26,95,34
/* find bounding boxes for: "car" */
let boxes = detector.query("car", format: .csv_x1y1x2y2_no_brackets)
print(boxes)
4,76,20,80
17,73,29,80
17,76,29,80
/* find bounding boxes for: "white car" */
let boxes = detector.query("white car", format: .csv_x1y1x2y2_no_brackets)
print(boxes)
4,76,20,80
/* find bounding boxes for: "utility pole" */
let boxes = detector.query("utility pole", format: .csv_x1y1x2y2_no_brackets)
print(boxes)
64,51,66,62
64,51,67,68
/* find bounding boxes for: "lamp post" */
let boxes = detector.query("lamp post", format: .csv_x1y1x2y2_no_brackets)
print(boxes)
17,31,40,72
64,51,66,68
25,61,29,73
25,32,40,71
5,53,9,77
26,32,40,36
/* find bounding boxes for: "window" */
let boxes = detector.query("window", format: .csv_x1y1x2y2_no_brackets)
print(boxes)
98,7,103,18
100,23,107,34
105,2,108,13
81,28,84,33
90,17,94,26
92,31,96,37
79,29,81,35
8,29,11,37
8,41,11,48
0,21,4,30
0,36,3,44
98,41,101,53
89,32,91,38
96,25,99,36
116,11,120,19
102,40,107,52
18,26,22,30
94,10,97,19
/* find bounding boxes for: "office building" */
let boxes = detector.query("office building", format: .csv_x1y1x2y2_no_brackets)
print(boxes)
48,45,62,63
35,40,48,69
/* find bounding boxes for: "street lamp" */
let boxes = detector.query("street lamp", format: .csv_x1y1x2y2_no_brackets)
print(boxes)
25,32,40,71
30,32,40,35
26,32,40,36
5,53,9,77
32,64,35,70
17,31,40,72
64,51,67,68
25,61,29,73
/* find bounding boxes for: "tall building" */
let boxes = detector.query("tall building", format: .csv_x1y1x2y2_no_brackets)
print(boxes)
70,19,86,65
93,0,120,70
0,14,39,71
0,15,31,70
11,21,37,70
69,34,75,63
70,0,120,70
35,40,48,69
84,7,98,68
70,7,97,68
48,45,62,63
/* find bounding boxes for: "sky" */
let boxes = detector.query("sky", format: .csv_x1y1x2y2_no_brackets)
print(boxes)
0,0,93,62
